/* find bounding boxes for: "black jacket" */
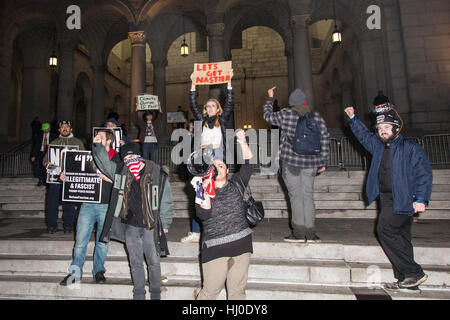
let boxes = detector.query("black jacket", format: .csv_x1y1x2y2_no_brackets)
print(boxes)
31,131,58,158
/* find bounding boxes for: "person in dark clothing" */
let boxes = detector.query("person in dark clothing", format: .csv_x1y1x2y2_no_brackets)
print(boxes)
195,129,255,300
59,129,121,286
373,90,390,106
31,122,57,185
30,116,41,139
92,141,174,300
105,117,130,145
344,104,432,292
133,103,163,162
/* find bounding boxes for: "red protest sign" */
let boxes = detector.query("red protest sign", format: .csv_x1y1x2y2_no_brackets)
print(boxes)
192,61,232,85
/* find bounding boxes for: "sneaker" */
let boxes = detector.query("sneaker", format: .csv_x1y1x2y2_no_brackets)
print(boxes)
60,273,81,286
47,227,56,234
180,232,200,243
283,233,306,243
384,282,421,293
94,271,106,284
306,235,321,243
64,227,73,234
161,275,168,283
399,274,428,288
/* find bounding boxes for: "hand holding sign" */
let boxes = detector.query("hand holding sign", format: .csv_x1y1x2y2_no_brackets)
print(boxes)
191,61,233,86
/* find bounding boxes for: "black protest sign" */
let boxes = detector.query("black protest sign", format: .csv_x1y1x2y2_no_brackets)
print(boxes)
62,150,102,203
46,145,80,184
93,127,122,153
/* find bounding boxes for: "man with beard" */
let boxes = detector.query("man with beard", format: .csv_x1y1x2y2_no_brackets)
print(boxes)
43,121,85,233
344,105,432,292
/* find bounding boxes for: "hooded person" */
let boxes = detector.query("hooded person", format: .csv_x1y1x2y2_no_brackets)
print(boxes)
104,117,130,145
263,87,330,243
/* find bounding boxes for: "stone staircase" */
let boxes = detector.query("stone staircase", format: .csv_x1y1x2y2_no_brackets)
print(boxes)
1,170,450,219
0,239,449,300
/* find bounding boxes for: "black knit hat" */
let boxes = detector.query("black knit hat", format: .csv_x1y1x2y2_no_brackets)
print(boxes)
120,142,141,159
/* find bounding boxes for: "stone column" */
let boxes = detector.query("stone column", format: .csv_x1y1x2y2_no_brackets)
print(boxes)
206,23,225,100
57,38,75,122
128,31,146,114
152,57,168,143
0,45,12,141
291,15,314,106
285,48,295,94
20,65,52,141
91,64,105,127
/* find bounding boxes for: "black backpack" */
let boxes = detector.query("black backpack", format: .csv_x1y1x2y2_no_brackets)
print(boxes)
292,113,321,155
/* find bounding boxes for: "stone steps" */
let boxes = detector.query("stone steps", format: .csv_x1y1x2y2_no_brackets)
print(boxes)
0,170,449,219
0,239,449,300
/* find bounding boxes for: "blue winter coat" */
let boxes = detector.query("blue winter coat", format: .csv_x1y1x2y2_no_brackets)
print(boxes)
348,116,432,215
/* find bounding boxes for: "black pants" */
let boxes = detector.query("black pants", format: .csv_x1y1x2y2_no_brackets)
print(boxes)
32,152,46,182
376,193,424,281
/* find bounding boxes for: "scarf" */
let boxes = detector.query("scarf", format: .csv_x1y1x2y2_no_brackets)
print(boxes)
125,157,145,180
292,103,311,116
205,116,217,129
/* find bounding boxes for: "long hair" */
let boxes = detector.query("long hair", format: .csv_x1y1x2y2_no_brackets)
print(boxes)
202,99,222,128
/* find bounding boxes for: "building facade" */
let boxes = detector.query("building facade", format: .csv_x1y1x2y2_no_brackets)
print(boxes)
0,0,449,143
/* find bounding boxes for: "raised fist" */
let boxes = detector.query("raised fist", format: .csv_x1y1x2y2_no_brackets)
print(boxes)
344,106,355,119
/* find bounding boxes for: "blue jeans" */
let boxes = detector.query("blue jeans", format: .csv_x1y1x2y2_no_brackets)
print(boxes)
192,217,201,233
142,142,158,162
47,183,75,229
125,224,161,300
69,203,109,277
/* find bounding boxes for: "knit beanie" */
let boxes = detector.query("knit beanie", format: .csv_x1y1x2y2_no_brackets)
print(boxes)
120,142,141,159
289,88,307,106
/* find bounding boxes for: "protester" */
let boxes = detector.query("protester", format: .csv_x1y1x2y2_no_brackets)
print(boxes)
31,122,57,186
30,116,41,139
263,87,330,243
92,141,174,300
344,104,432,292
105,117,130,145
194,129,255,300
176,106,188,129
189,69,234,160
59,129,120,286
133,103,162,162
43,121,85,234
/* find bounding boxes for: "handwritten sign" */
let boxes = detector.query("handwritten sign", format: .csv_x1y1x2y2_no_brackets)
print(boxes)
192,61,232,85
137,94,159,111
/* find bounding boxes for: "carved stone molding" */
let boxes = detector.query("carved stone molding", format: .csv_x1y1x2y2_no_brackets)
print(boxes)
290,14,311,29
128,31,146,45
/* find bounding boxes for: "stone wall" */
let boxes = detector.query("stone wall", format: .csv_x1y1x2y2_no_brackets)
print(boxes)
400,0,450,133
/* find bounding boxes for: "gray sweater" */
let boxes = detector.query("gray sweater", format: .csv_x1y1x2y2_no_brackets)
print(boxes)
196,163,254,260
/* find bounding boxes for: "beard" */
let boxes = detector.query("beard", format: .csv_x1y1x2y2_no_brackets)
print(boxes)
379,132,394,144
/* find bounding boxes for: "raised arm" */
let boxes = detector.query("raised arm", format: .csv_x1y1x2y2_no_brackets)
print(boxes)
221,69,234,123
263,86,283,128
189,73,204,121
92,135,117,181
344,106,380,155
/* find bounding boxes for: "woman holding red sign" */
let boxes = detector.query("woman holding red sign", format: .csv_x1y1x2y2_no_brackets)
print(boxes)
189,68,234,161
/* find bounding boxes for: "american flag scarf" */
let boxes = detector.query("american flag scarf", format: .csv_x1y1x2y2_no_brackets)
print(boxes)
202,167,216,199
125,157,145,180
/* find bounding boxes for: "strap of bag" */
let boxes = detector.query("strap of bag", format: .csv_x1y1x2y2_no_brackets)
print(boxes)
235,174,253,199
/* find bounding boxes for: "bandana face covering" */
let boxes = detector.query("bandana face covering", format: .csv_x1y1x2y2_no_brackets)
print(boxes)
125,157,145,180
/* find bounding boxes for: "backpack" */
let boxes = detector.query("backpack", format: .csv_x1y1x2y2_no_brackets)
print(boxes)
292,113,321,155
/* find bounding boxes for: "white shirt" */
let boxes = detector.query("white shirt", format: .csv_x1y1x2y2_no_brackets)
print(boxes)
201,126,222,147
